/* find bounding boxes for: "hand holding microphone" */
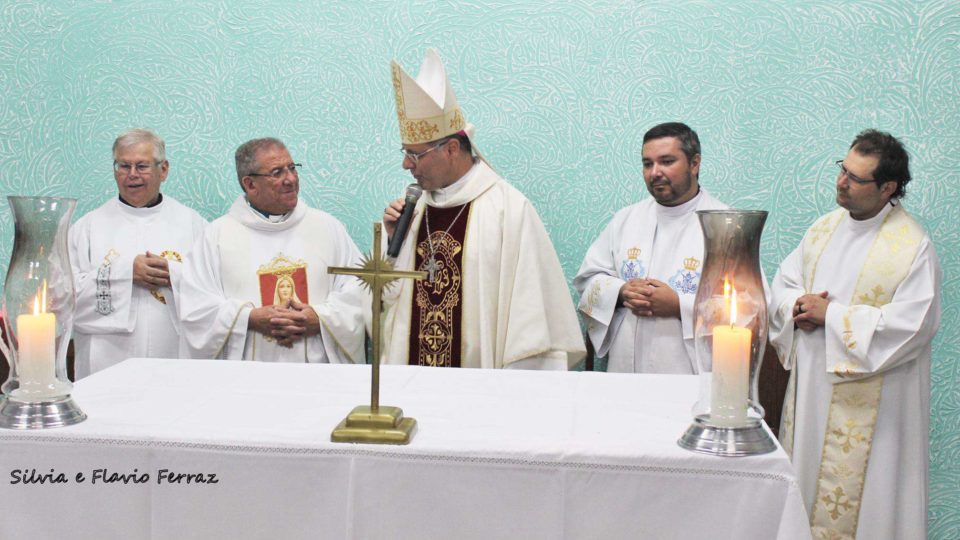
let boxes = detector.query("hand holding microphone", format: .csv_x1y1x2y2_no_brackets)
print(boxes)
385,184,423,258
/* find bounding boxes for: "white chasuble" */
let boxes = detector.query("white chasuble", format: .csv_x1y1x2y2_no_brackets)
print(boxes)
574,190,728,373
381,161,585,370
179,196,367,364
69,196,207,378
770,202,941,540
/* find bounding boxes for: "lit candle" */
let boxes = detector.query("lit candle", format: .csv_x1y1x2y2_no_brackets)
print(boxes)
711,279,750,427
16,281,57,392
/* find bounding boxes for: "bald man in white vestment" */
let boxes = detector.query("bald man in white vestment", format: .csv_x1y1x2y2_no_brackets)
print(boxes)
770,129,941,540
381,49,584,370
179,138,366,364
70,128,207,378
574,122,729,373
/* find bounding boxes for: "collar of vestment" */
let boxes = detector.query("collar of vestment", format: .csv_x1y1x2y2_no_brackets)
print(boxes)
654,189,703,221
843,199,896,232
425,161,498,208
118,193,163,209
112,195,166,217
228,195,307,231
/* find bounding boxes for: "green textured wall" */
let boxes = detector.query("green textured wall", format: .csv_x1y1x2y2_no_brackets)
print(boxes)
0,1,957,536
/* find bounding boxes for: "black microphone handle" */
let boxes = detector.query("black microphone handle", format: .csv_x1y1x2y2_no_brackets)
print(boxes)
387,201,417,257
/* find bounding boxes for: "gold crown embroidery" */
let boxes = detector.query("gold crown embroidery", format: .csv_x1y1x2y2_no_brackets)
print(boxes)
626,246,640,259
683,256,701,271
257,254,308,276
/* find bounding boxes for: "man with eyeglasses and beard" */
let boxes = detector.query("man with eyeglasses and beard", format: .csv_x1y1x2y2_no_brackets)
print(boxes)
769,129,941,540
574,122,730,374
69,128,207,378
179,137,367,364
381,49,584,370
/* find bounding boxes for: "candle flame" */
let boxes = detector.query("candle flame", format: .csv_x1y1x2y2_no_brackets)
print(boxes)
32,280,49,315
723,277,731,299
730,287,738,326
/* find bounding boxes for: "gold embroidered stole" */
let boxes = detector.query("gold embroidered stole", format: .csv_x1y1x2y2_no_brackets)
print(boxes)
785,206,922,539
409,203,471,367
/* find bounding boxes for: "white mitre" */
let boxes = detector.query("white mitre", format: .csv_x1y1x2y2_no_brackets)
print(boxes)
391,49,489,165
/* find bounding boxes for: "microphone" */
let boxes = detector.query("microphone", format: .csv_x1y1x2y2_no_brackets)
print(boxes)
387,184,423,258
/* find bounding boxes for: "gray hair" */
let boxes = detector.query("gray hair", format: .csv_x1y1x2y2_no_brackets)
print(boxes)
113,128,166,162
235,137,287,191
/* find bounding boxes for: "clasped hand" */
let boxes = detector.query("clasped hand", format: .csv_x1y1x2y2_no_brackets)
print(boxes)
133,251,170,289
793,291,829,331
248,299,321,348
619,278,680,319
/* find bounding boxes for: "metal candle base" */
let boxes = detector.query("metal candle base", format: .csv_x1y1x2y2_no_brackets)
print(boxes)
331,405,417,444
677,415,777,457
0,394,87,429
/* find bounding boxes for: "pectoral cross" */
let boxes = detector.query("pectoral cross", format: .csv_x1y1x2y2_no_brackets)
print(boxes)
327,222,426,444
424,256,439,283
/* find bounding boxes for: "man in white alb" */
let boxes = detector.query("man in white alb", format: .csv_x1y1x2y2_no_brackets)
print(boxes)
574,122,729,373
770,129,941,540
179,138,366,363
381,49,585,370
70,128,207,378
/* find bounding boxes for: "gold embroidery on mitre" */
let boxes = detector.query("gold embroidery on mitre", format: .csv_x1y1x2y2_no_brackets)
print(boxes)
391,58,468,145
449,109,464,131
392,63,406,122
682,256,700,271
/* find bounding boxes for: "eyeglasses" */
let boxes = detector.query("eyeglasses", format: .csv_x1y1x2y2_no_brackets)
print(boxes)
400,140,450,166
114,161,161,174
835,160,879,185
247,163,302,180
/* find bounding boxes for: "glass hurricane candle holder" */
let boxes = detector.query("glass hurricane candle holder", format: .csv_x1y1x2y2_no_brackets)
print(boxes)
677,210,776,456
0,196,86,429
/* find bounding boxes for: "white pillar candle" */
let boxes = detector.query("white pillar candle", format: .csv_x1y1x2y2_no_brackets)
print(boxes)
710,285,750,427
16,292,57,391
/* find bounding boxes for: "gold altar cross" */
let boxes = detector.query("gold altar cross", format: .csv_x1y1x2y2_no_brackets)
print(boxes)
327,222,426,444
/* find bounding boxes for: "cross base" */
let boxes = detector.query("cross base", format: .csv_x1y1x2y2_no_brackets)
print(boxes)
330,405,417,445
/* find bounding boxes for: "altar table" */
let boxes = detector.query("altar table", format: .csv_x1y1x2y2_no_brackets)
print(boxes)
0,358,811,540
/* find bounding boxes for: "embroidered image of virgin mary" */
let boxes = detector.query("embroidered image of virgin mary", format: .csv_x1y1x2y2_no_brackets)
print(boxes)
257,254,309,307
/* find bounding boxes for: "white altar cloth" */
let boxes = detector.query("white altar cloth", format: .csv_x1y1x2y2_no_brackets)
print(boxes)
0,358,811,540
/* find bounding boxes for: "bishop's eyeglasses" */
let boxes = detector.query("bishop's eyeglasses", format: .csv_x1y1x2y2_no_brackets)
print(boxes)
400,139,451,166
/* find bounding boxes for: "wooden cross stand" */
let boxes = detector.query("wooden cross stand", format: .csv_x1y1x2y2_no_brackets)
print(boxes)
327,222,426,444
